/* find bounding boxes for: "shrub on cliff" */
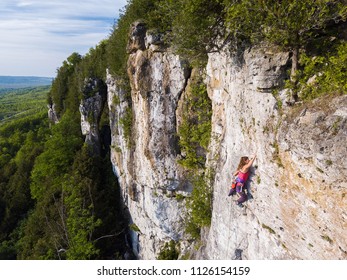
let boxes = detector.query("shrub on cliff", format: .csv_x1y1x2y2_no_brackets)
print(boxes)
178,77,212,170
177,74,213,238
223,0,346,99
185,172,213,239
157,240,179,260
295,41,347,100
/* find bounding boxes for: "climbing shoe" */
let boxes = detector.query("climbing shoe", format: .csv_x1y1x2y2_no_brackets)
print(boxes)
228,189,235,196
236,201,244,208
247,193,254,200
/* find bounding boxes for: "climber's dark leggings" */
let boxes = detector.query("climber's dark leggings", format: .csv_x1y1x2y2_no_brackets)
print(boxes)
237,191,247,204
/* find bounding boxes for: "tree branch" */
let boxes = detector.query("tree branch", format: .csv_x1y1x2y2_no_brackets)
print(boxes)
94,229,126,242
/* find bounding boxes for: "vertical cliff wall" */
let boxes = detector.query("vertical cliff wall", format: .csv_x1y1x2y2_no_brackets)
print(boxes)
107,23,192,259
105,28,346,259
204,46,347,260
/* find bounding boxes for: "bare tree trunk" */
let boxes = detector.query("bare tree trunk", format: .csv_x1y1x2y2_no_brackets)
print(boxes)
291,46,299,102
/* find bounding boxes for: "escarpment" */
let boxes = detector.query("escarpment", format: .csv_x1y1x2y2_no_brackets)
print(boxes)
84,23,346,260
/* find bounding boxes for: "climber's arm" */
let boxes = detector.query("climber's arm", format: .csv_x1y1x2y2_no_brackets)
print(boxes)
243,154,256,171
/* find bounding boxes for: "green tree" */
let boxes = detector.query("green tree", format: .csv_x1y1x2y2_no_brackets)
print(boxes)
30,112,83,201
86,41,108,78
185,173,213,239
64,147,127,259
63,146,102,259
177,72,213,238
223,0,347,99
49,52,82,116
147,0,225,64
0,111,49,259
17,112,83,259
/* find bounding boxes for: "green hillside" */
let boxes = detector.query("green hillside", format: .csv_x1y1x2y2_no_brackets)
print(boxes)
0,87,50,259
0,86,49,124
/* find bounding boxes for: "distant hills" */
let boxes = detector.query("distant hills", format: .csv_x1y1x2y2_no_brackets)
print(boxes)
0,76,52,89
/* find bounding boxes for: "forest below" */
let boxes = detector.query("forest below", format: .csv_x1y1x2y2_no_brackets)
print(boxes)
0,85,127,259
0,86,49,122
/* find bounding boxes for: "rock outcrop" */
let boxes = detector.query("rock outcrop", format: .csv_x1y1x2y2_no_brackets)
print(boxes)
107,24,191,258
104,27,346,259
48,103,59,124
79,78,107,155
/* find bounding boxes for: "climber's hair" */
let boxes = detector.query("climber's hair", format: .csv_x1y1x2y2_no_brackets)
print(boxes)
237,156,249,171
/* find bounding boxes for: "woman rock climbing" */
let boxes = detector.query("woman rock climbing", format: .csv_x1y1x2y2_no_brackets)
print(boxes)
228,154,256,207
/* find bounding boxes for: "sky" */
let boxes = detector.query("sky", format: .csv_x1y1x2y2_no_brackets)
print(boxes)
0,0,128,77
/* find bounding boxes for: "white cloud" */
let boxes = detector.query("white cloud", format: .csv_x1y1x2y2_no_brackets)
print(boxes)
0,0,128,76
16,1,34,8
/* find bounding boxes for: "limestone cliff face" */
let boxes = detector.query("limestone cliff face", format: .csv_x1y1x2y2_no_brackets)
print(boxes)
107,23,191,259
48,103,59,124
204,46,347,260
106,29,346,259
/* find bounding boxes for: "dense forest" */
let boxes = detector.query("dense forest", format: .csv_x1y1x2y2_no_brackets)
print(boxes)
0,0,346,259
0,86,127,259
0,86,49,122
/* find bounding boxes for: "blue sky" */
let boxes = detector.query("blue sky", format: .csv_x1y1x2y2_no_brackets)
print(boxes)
0,0,127,77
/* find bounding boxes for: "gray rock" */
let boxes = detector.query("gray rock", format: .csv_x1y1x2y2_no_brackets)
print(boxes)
204,45,347,260
107,48,191,259
145,30,165,52
47,103,59,124
79,78,107,155
106,36,347,259
127,21,147,54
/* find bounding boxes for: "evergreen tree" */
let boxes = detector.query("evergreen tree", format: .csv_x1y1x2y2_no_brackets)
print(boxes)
49,52,82,116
